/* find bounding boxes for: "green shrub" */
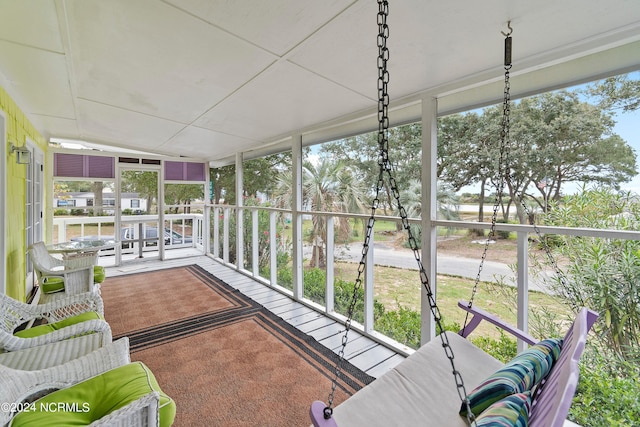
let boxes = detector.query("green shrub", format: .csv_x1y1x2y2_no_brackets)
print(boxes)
471,330,517,363
570,349,640,426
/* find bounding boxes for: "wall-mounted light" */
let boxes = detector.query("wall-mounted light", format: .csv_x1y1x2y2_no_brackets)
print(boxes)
9,143,31,165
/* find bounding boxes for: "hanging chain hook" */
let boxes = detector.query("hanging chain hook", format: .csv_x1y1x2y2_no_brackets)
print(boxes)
501,20,513,37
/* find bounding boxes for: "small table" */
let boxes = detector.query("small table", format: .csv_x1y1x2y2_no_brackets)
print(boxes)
47,239,117,259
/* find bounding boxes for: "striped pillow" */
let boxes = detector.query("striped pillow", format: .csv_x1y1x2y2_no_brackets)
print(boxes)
474,392,532,427
460,338,563,417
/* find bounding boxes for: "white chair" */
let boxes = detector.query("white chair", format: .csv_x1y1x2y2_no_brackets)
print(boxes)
0,292,111,353
0,337,176,427
28,242,96,296
0,337,131,426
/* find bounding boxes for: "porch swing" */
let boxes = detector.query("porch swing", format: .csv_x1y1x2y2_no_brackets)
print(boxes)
310,3,598,427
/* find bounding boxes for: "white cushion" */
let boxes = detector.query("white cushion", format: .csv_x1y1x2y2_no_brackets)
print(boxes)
332,332,504,427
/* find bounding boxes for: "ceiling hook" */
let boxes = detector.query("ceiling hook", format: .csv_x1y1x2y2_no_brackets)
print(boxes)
501,21,513,37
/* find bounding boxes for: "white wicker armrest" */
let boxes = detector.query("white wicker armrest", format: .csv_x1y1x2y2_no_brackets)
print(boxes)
0,334,103,370
63,253,97,270
37,291,104,320
0,319,112,353
0,337,130,427
60,266,95,295
89,392,161,427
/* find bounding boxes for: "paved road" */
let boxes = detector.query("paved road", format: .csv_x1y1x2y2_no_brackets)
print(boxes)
327,242,552,293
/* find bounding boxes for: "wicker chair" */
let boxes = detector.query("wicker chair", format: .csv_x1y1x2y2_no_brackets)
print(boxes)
1,337,176,427
0,333,106,371
0,292,111,353
28,242,96,296
0,337,131,426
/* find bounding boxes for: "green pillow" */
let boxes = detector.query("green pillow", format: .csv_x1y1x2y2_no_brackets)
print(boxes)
11,361,176,427
474,392,531,426
13,311,103,338
460,338,563,417
41,277,65,294
94,266,106,283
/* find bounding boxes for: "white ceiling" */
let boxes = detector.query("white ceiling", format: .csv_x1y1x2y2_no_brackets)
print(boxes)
1,0,640,165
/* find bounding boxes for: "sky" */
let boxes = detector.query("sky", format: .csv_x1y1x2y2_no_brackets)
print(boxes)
612,107,640,194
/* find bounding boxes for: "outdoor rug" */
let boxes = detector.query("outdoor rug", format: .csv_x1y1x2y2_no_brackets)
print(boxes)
101,264,374,427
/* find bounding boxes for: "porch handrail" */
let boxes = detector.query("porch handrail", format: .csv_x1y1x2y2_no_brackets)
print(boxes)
208,202,640,354
52,213,204,250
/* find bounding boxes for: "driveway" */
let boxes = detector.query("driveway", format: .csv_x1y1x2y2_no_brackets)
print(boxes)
325,242,552,293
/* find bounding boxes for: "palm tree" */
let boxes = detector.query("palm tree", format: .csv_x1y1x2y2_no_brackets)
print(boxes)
273,158,369,268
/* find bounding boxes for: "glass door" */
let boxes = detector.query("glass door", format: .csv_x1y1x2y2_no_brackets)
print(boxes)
116,166,163,265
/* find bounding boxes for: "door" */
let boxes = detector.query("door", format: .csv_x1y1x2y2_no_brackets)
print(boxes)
25,141,44,295
116,165,163,265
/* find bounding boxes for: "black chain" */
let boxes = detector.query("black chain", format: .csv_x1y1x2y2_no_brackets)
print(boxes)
463,34,513,335
325,2,474,425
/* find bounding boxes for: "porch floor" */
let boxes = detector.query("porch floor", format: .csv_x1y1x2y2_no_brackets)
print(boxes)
103,255,407,379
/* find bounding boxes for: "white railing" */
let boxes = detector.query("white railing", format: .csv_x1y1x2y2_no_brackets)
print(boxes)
208,203,640,355
52,213,205,253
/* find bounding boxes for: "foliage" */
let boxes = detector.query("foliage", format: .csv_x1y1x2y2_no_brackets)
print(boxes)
544,187,640,360
164,183,204,213
570,348,640,427
210,153,292,205
220,197,289,273
375,304,422,349
272,157,369,268
470,330,518,363
302,267,384,324
587,73,640,113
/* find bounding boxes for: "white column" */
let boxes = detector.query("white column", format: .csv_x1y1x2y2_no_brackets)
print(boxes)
291,135,304,300
235,152,244,270
421,95,438,344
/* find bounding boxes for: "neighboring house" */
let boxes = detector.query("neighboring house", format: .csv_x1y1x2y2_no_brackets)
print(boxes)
54,192,148,213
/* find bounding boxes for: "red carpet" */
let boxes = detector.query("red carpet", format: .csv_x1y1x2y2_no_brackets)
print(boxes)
102,265,373,427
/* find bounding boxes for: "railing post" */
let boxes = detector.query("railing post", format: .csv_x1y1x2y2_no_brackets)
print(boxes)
223,207,230,263
203,205,211,254
325,216,335,313
57,219,66,243
269,211,277,286
213,207,220,258
364,231,374,333
252,209,259,276
517,230,529,353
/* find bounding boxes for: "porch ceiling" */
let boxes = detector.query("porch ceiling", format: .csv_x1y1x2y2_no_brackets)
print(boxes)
1,1,639,165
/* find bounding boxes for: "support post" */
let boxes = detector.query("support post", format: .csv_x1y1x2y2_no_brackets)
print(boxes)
235,152,244,270
421,95,438,344
292,135,304,300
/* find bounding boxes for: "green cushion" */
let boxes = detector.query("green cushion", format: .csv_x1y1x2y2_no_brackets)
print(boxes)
41,277,65,294
13,311,103,339
94,266,106,283
11,361,176,427
473,392,532,427
460,338,563,417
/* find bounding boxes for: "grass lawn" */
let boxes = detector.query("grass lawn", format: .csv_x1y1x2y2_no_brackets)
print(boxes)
333,261,568,340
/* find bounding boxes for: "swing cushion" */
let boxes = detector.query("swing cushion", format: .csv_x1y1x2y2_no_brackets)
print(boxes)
13,311,104,338
460,338,563,417
474,392,531,426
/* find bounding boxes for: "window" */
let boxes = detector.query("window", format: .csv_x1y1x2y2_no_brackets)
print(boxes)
131,199,140,208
